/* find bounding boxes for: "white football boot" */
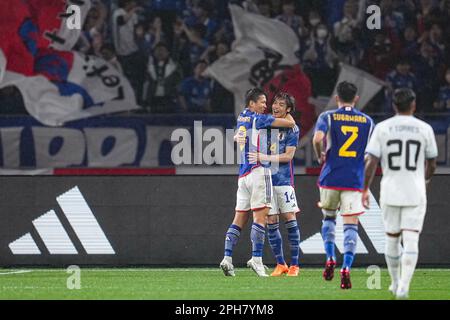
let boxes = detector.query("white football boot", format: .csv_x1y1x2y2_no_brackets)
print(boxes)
395,284,410,300
220,257,236,277
247,258,269,277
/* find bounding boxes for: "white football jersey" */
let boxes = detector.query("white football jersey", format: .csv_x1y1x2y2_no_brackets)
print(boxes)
366,115,438,206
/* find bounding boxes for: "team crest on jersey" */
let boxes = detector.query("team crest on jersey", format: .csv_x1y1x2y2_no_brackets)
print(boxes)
278,132,285,141
270,143,277,153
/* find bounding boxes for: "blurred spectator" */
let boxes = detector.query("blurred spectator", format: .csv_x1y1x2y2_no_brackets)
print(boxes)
257,0,272,17
276,0,304,35
380,0,406,37
386,60,418,92
77,2,108,54
174,21,209,75
202,42,235,113
411,41,441,112
100,43,123,73
302,23,338,96
401,25,419,57
148,0,182,47
145,42,183,113
333,0,360,65
385,59,418,113
428,23,445,60
135,17,165,57
191,0,220,42
112,0,146,104
435,68,450,111
178,60,212,113
361,31,396,80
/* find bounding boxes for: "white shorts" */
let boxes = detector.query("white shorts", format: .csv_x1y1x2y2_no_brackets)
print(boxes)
269,186,300,215
319,188,365,216
235,166,273,212
380,203,427,234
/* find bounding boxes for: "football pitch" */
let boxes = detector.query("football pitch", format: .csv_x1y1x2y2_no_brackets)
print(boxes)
0,268,449,300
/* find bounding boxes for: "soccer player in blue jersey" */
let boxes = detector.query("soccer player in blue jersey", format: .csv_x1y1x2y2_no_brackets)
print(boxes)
312,81,374,289
220,88,296,277
248,93,301,277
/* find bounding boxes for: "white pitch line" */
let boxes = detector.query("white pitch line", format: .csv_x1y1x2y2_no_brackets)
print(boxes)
0,270,32,275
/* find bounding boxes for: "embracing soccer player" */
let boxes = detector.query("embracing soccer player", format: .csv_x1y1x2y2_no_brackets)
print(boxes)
248,92,301,277
220,88,296,277
363,88,437,299
312,81,374,289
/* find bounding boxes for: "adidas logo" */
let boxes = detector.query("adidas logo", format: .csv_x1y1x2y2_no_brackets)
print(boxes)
9,186,115,255
300,191,385,255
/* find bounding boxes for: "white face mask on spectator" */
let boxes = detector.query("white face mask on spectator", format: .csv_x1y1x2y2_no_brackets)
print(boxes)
317,29,328,39
310,18,320,26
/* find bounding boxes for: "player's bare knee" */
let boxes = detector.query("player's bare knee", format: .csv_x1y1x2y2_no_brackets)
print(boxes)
233,211,250,228
343,215,359,225
267,215,279,224
282,212,296,222
253,208,269,225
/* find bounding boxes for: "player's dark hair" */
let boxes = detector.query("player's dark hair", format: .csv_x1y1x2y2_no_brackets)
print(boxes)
273,92,296,114
393,88,416,112
337,81,358,103
245,88,267,107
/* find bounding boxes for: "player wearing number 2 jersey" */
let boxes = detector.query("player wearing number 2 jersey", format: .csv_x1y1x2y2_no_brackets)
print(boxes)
363,88,437,299
313,81,374,289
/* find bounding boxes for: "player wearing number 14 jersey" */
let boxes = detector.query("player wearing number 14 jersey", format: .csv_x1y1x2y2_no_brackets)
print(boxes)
313,81,374,289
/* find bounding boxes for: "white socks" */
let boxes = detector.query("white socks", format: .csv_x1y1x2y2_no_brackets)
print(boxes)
399,230,419,293
385,235,402,288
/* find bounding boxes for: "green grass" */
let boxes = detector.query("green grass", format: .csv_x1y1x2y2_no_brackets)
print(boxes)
0,268,449,300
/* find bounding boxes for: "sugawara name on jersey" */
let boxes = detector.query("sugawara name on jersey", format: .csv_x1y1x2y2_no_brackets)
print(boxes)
332,114,368,123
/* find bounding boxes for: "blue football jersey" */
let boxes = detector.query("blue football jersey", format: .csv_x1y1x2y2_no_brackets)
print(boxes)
315,107,374,191
270,125,300,186
236,108,275,177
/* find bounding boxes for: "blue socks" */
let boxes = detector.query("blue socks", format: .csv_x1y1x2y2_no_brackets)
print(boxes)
286,220,301,266
321,217,336,260
224,224,241,257
342,224,358,270
268,223,285,265
251,223,266,257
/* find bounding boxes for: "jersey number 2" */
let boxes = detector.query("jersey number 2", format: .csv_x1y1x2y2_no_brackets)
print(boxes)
339,126,359,158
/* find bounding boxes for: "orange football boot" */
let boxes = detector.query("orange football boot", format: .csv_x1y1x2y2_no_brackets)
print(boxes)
270,264,289,276
287,265,300,277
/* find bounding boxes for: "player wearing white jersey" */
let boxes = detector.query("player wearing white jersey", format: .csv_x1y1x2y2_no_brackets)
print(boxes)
363,88,438,299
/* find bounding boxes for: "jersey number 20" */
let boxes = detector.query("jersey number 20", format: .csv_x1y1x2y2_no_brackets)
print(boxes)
387,140,421,171
339,126,359,158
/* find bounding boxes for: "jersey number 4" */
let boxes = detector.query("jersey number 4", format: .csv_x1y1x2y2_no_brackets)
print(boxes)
387,140,421,171
339,126,359,158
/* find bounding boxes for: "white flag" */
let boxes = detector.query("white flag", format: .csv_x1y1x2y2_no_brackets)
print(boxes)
326,64,386,110
205,4,300,117
1,52,138,126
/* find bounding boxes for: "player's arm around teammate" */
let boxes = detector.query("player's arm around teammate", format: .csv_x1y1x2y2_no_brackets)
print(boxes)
220,89,296,277
248,93,301,276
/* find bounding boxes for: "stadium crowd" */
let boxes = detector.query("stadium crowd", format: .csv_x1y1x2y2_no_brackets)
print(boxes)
0,0,450,116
